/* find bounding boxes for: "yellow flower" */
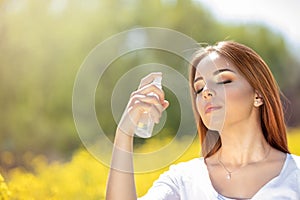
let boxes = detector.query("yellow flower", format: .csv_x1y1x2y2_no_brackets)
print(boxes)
0,174,11,200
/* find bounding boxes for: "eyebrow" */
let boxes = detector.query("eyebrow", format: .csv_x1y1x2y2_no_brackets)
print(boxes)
194,68,235,83
193,76,203,83
213,68,235,76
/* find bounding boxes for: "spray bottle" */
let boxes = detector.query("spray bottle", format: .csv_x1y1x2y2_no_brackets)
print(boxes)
135,76,162,138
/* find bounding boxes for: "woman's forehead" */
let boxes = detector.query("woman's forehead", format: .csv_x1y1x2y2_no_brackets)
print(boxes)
195,53,236,77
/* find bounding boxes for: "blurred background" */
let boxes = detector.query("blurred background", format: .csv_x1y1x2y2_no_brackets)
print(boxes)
0,0,300,199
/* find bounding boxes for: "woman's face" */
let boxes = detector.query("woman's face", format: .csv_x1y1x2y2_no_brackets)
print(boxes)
193,52,256,132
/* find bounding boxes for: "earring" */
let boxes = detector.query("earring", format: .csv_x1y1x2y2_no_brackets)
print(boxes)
255,100,259,106
254,97,263,107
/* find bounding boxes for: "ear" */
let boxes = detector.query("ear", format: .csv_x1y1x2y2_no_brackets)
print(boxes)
254,91,263,107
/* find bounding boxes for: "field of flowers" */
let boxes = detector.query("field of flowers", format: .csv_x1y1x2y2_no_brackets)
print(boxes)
1,129,300,200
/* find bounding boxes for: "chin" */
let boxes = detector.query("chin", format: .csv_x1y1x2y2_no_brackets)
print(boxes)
203,122,223,132
203,117,225,132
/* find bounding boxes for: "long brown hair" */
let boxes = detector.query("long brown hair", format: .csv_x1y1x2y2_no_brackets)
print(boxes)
189,41,290,158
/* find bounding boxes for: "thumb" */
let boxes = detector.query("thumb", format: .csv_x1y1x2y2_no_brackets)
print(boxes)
162,100,169,110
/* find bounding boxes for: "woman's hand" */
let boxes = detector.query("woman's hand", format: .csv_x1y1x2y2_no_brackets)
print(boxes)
106,72,169,200
118,72,169,136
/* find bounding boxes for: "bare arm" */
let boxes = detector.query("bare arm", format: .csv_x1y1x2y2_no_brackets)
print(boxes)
106,127,136,200
106,72,169,200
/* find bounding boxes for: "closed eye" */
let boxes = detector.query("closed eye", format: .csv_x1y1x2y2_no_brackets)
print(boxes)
195,88,203,95
217,80,232,84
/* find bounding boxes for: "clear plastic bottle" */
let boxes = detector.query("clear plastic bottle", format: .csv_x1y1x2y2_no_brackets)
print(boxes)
135,76,162,138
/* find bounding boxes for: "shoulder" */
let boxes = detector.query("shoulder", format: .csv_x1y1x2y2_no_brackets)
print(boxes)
286,154,300,192
140,158,213,199
156,157,210,188
283,154,300,182
161,157,207,182
169,157,205,172
156,157,205,178
289,154,300,169
149,158,205,189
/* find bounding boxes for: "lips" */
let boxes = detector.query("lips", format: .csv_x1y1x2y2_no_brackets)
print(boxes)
205,103,222,114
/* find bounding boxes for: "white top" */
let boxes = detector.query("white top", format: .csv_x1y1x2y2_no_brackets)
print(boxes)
138,154,300,200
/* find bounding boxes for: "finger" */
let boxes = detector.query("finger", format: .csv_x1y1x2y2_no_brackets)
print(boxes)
162,100,169,110
132,84,165,104
118,98,153,135
148,104,164,124
129,100,162,124
138,72,162,89
129,92,164,120
129,95,164,114
135,95,161,107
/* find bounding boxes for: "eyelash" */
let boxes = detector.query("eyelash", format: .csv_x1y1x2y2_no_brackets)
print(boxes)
195,80,232,95
218,80,232,84
195,88,203,95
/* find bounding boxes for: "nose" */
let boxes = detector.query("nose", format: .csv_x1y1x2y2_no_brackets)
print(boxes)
202,85,215,100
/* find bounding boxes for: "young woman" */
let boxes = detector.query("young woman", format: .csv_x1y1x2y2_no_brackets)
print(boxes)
106,41,300,199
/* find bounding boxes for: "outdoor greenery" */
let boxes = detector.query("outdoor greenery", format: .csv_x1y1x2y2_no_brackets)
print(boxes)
0,130,299,199
0,0,299,199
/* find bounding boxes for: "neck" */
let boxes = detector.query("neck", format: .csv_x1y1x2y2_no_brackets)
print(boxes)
218,122,270,166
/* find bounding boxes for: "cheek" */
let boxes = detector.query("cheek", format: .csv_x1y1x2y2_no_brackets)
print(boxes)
195,96,205,117
195,87,227,120
195,95,227,131
225,86,254,113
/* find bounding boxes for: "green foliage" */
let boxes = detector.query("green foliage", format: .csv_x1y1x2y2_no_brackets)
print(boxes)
0,0,299,170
